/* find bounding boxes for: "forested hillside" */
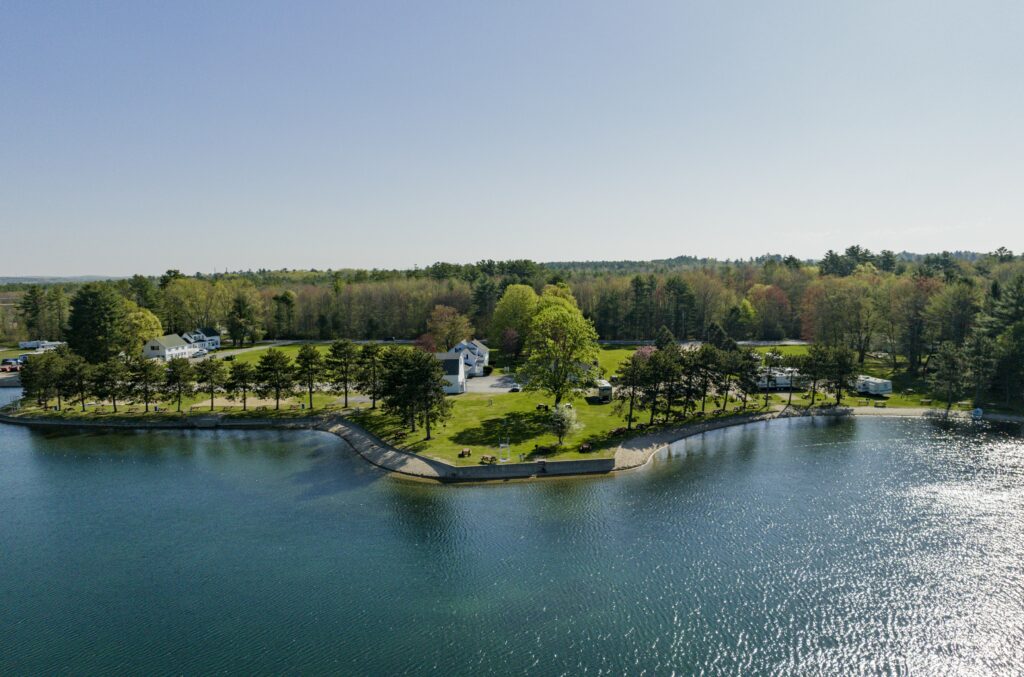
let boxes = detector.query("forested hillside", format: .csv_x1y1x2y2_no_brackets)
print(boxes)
3,246,1022,355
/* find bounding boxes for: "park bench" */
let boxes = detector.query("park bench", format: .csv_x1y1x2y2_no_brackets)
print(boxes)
458,448,472,458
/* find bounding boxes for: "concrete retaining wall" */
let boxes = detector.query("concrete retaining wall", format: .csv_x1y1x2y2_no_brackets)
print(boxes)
0,411,616,482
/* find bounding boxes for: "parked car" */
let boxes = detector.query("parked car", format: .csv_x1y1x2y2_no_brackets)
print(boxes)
1,358,21,372
192,349,209,358
509,383,522,392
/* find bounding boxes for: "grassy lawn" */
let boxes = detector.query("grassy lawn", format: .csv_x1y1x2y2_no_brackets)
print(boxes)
752,345,810,358
597,347,636,377
225,343,329,365
0,348,27,360
350,392,628,465
349,390,781,466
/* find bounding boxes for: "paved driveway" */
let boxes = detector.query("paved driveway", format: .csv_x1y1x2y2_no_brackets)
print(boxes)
464,372,518,394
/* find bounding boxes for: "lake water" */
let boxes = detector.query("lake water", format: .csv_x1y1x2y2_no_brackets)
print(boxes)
2,397,1023,674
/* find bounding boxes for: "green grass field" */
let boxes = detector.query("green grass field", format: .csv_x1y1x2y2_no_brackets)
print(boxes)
0,348,28,360
349,389,780,466
350,392,628,465
223,342,328,365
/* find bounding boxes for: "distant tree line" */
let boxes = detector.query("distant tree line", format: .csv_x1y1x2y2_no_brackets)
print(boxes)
5,246,1024,406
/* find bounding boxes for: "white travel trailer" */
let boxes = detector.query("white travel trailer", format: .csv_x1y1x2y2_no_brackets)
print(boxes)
757,367,801,390
854,375,892,395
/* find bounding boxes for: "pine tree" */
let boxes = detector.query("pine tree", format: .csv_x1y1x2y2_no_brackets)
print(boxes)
294,345,325,410
226,360,257,411
255,348,295,410
326,339,359,408
163,357,196,412
194,358,228,411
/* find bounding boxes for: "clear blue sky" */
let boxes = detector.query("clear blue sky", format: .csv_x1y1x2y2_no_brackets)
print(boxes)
2,1,1022,276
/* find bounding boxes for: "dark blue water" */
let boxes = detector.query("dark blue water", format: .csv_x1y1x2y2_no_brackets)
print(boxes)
2,407,1022,674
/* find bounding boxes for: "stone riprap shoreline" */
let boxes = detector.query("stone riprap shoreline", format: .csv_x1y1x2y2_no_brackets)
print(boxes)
2,405,1019,483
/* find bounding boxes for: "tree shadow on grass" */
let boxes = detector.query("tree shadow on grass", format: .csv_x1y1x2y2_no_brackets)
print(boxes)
450,410,550,448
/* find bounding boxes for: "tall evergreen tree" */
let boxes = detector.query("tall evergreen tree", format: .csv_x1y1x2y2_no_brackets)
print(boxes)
66,283,129,363
194,358,228,411
255,348,295,410
326,339,359,407
355,343,385,409
929,342,966,413
226,360,257,411
91,358,129,413
294,345,325,410
130,358,165,412
58,353,92,412
615,348,652,430
380,348,451,439
163,357,196,412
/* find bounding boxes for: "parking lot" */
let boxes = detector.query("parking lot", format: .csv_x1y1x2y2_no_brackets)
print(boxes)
464,372,518,394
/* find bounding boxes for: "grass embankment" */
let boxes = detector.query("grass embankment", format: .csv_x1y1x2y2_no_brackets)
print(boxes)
0,348,26,360
349,390,778,466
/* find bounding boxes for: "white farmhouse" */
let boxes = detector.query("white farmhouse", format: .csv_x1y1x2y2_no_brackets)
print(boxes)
451,339,490,376
435,352,467,394
183,327,222,351
143,334,196,361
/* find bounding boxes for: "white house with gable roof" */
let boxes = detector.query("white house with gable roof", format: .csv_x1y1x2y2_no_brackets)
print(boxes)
143,334,196,361
451,339,490,377
435,352,467,394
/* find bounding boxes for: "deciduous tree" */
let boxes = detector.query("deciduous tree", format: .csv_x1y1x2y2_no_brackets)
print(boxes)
426,305,473,351
519,292,600,406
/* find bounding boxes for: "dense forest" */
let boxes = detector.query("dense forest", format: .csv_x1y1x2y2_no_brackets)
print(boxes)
2,246,1022,359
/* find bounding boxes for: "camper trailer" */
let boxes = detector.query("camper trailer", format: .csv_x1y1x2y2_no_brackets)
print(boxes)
854,375,892,396
596,379,614,403
757,367,801,390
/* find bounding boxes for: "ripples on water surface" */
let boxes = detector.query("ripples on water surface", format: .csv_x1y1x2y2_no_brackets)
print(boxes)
1,414,1022,674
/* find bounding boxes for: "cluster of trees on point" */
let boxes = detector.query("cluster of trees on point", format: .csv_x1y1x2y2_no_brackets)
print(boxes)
612,329,864,428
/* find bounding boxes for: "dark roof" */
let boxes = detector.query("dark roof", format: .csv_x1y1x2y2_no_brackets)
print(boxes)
434,352,463,376
199,327,220,337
